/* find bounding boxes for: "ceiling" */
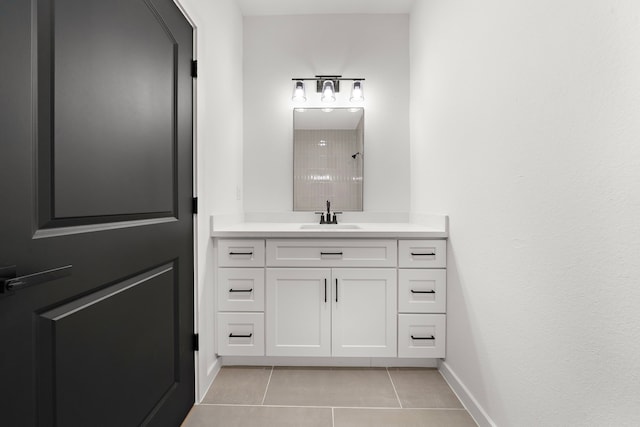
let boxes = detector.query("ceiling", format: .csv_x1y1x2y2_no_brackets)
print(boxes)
236,0,416,16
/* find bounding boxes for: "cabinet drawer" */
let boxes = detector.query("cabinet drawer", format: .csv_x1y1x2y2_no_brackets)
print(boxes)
398,240,446,268
217,313,264,356
398,269,446,314
218,239,265,267
398,314,446,358
218,268,265,312
266,239,397,267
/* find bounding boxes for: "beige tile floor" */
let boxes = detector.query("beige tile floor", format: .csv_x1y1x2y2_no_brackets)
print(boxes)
181,367,477,427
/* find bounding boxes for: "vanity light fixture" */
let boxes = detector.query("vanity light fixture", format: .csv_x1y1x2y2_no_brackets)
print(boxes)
291,75,365,104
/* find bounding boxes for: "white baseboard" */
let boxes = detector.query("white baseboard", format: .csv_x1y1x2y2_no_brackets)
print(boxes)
196,356,222,403
220,356,439,368
438,361,496,427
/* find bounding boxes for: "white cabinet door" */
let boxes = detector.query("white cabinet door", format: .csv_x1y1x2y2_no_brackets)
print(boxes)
218,239,265,267
398,240,446,268
217,312,265,356
398,314,446,358
217,268,265,312
266,268,331,357
398,269,446,314
332,269,397,357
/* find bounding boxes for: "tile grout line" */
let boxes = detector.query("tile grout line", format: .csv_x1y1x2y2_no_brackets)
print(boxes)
386,367,403,409
260,366,274,406
198,403,469,410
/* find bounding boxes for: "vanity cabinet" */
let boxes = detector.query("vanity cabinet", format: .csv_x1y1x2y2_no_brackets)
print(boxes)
265,268,396,358
215,237,447,361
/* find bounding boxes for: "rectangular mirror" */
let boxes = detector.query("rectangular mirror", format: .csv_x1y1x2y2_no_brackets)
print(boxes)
293,108,364,211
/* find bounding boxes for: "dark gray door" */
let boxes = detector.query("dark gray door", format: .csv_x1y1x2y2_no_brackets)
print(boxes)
0,0,195,425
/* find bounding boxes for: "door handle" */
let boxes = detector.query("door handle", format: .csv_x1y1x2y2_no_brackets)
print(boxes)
321,252,343,256
411,335,435,340
1,265,72,295
229,333,252,338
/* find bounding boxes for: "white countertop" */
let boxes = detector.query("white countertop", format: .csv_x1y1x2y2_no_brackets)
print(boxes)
210,214,448,239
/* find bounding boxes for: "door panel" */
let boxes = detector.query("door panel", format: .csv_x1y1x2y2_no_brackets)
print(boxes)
35,0,186,229
0,0,194,425
37,264,177,426
53,0,176,219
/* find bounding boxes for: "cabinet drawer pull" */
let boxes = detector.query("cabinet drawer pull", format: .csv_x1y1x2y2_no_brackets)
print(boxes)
229,288,253,293
335,278,338,302
229,333,253,338
324,278,327,303
411,289,436,294
411,252,436,256
321,252,343,256
229,252,253,256
411,335,435,340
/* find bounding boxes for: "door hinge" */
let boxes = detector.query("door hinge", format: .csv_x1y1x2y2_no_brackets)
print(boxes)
193,333,199,351
192,197,198,214
191,60,198,78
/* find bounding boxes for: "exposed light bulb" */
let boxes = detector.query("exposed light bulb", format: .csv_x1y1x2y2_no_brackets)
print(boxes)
321,80,336,103
292,81,306,103
350,81,364,103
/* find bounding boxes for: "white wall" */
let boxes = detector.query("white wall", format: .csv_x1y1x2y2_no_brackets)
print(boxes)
410,1,640,426
243,14,410,213
177,0,243,400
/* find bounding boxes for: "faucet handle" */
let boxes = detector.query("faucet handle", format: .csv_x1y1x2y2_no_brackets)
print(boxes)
314,212,327,224
331,212,342,224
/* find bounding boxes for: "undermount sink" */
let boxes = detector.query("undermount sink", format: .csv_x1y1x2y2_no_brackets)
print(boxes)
299,224,361,230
